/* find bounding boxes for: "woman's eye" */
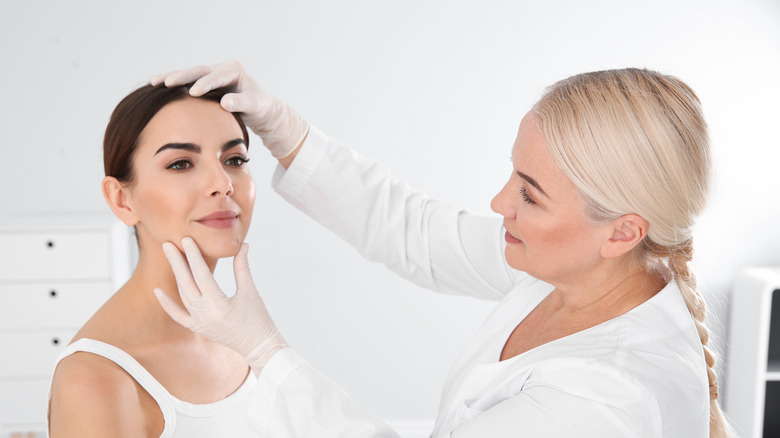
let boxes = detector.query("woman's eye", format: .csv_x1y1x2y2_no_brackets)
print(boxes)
167,160,192,171
225,156,250,167
520,186,535,205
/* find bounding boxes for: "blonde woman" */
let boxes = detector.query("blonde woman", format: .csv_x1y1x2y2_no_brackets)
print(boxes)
151,61,732,437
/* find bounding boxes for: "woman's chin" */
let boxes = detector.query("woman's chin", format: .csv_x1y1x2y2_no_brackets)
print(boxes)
202,242,243,260
184,236,243,261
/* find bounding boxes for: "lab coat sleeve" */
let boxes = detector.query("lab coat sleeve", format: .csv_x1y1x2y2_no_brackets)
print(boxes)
272,127,524,300
448,359,663,438
248,348,400,438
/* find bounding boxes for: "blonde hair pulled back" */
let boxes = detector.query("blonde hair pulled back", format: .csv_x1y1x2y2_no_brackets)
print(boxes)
532,68,731,437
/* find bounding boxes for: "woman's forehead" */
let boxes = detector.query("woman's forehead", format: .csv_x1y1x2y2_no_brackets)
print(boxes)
137,98,243,154
513,114,579,204
512,115,551,173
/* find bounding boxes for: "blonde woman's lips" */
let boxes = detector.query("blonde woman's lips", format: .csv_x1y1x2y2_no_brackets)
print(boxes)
504,230,523,244
196,210,239,229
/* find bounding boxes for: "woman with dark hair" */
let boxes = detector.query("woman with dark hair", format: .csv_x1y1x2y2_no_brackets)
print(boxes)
48,84,260,437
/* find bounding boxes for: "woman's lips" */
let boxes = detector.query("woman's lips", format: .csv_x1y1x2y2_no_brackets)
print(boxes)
196,211,239,229
504,230,523,244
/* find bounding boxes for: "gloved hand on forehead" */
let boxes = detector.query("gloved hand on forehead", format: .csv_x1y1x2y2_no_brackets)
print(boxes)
154,237,288,373
150,60,309,159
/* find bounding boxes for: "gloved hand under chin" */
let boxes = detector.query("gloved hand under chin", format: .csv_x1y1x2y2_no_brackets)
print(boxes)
154,237,288,373
150,60,309,159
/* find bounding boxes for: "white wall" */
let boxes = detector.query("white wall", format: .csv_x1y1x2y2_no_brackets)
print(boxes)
1,0,779,425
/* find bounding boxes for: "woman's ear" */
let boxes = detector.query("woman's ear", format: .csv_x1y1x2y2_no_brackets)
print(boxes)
601,214,648,259
102,176,139,226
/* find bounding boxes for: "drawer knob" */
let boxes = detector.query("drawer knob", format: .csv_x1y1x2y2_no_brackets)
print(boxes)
46,240,55,248
52,338,60,345
50,289,57,298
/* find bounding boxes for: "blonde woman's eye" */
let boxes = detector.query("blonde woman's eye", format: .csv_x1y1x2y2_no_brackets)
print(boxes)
167,160,192,171
520,186,535,205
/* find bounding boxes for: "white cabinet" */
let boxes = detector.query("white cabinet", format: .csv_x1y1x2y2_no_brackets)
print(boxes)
726,267,780,438
0,216,132,437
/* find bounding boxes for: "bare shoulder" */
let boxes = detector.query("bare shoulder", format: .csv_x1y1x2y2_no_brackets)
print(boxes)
49,351,163,437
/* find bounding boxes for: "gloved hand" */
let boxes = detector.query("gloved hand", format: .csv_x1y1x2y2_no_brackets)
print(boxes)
154,237,288,372
149,60,309,159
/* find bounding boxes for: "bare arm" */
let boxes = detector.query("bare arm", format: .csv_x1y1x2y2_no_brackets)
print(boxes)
49,353,161,437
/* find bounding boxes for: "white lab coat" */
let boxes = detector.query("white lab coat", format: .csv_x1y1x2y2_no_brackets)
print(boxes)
247,128,710,437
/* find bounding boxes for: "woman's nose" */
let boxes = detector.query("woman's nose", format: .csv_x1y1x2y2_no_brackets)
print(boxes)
490,179,513,218
207,165,234,198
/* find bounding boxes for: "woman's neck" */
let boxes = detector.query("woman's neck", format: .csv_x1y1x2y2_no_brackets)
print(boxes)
117,242,219,337
548,260,665,323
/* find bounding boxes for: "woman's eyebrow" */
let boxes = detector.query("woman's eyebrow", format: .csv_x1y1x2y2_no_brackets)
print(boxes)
154,139,246,156
155,142,200,155
517,170,549,198
222,139,246,151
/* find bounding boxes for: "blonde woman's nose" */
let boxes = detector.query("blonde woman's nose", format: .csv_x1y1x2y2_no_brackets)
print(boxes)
490,179,514,218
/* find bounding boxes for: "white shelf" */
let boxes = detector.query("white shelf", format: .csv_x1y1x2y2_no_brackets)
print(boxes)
726,268,780,438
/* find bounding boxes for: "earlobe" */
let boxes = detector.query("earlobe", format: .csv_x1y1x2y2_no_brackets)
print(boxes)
601,215,648,258
102,176,138,226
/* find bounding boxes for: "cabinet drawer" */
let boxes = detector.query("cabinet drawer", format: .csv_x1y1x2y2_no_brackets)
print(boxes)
0,379,49,427
0,231,111,281
0,283,113,330
0,331,76,378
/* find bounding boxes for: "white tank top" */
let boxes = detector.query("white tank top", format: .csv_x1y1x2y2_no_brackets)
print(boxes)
53,338,258,437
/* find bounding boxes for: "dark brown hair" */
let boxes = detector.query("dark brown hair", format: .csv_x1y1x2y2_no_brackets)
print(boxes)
103,84,249,183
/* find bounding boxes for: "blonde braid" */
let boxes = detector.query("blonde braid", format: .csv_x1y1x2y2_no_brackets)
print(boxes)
645,239,733,437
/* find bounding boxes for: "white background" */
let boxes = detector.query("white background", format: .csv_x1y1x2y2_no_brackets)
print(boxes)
1,0,779,427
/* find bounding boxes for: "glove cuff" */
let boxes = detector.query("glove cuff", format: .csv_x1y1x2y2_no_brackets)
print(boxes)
265,117,310,159
245,332,289,372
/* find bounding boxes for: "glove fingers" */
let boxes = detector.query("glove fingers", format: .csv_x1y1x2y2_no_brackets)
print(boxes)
149,65,213,88
162,241,202,303
181,237,226,300
165,65,215,91
233,243,255,293
220,92,261,115
153,288,193,328
189,64,242,97
148,71,171,86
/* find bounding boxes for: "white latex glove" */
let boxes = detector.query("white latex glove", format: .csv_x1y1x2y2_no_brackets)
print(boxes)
149,60,309,159
154,237,287,372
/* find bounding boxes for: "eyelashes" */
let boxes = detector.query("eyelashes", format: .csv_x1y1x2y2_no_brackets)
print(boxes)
224,155,250,167
166,159,192,171
165,155,250,171
510,156,533,205
520,185,535,205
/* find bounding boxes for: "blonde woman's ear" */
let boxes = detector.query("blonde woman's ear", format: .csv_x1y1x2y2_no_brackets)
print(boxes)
102,176,139,226
601,214,648,258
